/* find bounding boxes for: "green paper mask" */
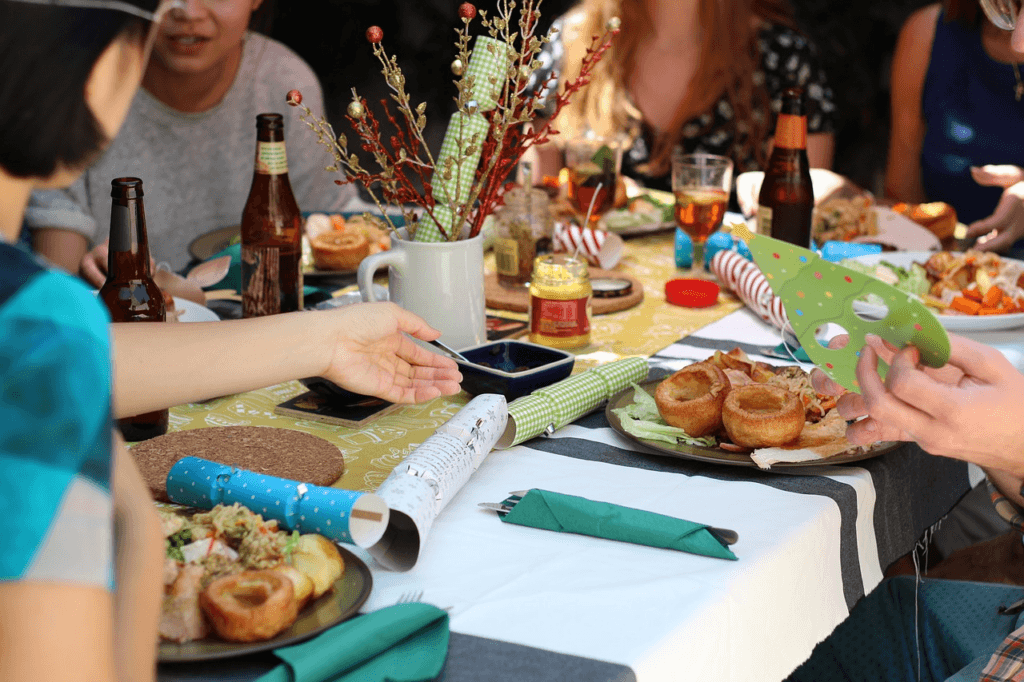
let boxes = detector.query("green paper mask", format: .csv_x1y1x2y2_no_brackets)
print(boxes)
742,230,950,392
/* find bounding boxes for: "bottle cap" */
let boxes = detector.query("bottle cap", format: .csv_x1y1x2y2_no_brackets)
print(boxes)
665,278,720,308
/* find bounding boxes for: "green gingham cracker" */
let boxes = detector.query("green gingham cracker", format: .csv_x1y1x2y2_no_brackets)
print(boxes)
499,357,649,447
413,204,457,243
463,36,513,112
430,111,489,210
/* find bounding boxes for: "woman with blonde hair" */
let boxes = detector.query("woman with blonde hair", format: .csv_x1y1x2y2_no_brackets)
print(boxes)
530,0,836,189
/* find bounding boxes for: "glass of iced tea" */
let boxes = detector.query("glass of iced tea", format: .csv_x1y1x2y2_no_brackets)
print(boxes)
565,136,624,225
672,152,733,274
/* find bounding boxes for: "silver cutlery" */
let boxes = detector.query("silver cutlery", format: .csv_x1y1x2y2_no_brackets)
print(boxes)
478,491,740,546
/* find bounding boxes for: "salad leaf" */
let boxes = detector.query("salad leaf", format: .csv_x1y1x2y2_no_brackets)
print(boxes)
840,258,930,300
612,382,718,447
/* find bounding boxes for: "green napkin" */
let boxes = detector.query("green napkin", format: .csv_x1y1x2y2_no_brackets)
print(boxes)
500,489,738,561
255,603,449,682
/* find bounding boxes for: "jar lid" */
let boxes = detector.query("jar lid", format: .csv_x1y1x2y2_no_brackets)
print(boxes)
591,277,632,298
665,278,720,308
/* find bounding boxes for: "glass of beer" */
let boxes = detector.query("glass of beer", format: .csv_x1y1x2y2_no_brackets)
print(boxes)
672,151,733,275
565,136,624,225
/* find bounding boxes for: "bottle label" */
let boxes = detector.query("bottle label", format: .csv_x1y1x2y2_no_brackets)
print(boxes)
757,205,772,235
530,295,591,338
255,141,289,175
773,114,807,150
494,238,520,276
241,245,303,316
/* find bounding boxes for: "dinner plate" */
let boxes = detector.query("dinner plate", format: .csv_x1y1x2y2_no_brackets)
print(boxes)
605,380,899,469
845,251,1024,332
175,297,220,323
602,189,676,236
157,545,373,663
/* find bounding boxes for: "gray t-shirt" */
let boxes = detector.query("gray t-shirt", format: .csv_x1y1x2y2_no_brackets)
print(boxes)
25,33,352,271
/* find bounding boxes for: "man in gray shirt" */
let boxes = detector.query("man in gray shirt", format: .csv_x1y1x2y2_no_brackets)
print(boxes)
26,29,352,275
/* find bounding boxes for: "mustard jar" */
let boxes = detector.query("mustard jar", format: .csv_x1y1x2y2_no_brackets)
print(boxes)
528,254,592,349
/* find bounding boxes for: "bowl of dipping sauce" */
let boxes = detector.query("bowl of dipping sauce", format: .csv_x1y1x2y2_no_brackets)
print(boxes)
455,340,575,400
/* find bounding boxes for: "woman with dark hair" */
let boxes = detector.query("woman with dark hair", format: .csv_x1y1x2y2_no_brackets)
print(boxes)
529,0,836,189
887,0,1024,255
0,2,460,679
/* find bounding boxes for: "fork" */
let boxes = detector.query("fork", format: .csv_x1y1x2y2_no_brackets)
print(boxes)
394,590,423,605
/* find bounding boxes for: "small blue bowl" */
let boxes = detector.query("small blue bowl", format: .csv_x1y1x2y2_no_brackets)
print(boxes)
456,340,574,400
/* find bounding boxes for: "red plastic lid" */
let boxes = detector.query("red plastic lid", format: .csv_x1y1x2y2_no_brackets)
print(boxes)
665,278,720,308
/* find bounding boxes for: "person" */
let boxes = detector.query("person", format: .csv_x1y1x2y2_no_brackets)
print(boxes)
0,2,460,680
886,0,1024,257
527,0,836,191
25,0,353,282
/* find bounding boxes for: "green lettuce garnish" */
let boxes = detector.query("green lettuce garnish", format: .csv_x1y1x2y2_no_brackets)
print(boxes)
612,382,718,447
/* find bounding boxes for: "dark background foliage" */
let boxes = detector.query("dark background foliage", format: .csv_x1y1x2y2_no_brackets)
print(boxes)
269,0,933,195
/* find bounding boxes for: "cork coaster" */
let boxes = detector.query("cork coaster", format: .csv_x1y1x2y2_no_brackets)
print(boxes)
485,268,644,314
130,426,345,502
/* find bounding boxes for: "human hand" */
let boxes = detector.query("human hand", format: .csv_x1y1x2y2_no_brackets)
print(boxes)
79,240,159,288
319,302,463,404
965,179,1024,252
971,164,1024,189
815,333,1024,474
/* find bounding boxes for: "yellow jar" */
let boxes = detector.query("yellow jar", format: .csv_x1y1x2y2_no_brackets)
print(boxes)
528,254,592,349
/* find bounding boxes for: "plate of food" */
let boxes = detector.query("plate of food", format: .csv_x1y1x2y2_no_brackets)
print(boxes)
600,188,677,236
157,503,372,663
606,349,898,469
842,251,1024,332
302,212,400,280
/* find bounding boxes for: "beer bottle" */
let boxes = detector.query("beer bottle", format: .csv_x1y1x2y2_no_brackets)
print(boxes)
241,113,303,317
757,87,814,247
98,177,169,442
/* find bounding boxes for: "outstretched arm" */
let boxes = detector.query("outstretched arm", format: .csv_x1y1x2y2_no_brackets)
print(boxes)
111,302,462,418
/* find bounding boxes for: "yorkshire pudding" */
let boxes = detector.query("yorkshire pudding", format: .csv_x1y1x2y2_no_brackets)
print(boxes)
311,230,370,271
654,362,730,437
722,384,804,448
199,569,298,643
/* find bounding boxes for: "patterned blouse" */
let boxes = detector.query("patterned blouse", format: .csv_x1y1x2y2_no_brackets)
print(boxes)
533,19,837,191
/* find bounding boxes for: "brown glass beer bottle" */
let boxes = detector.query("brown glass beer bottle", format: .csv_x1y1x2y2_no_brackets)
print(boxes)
241,113,303,317
98,177,169,442
757,87,814,247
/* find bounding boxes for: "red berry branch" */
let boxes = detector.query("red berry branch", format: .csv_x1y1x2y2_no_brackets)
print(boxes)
289,0,618,241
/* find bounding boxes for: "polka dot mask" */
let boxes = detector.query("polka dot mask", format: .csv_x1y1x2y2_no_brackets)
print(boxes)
734,224,950,393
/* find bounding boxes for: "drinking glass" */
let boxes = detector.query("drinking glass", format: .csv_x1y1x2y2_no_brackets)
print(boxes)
672,152,733,275
564,136,624,225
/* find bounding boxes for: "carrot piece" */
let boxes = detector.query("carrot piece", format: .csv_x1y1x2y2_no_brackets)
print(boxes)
983,286,1004,308
978,307,1004,315
963,288,984,302
950,296,982,315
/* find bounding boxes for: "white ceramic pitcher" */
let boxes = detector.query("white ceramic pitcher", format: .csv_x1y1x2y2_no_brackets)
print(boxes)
357,227,487,350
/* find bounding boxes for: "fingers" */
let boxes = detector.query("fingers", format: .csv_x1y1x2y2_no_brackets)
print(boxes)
810,368,845,397
971,165,1024,188
80,249,107,288
854,342,933,440
942,334,1010,384
386,303,442,342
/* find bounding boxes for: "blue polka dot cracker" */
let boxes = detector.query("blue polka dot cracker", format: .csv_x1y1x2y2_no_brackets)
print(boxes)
166,457,390,548
734,225,950,392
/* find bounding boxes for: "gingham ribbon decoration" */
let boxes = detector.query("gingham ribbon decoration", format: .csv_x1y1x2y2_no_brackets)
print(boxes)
710,249,789,331
431,111,489,208
500,356,649,447
463,36,512,112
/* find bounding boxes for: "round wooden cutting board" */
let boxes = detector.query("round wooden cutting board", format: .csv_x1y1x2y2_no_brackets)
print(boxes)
485,268,644,314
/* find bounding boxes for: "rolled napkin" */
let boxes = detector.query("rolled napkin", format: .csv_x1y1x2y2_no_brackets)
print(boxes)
710,249,789,331
495,356,648,448
497,489,737,561
166,457,390,548
255,602,449,682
